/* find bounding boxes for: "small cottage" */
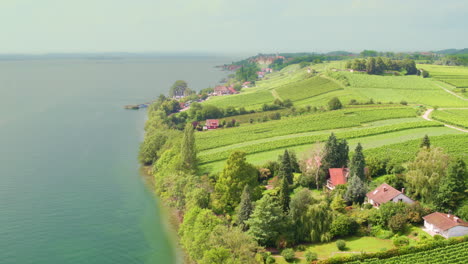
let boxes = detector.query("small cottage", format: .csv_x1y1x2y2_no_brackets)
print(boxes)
366,183,414,208
423,212,468,238
205,119,219,130
326,168,349,190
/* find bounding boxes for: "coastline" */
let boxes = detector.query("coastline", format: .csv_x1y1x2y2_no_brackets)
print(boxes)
140,166,185,264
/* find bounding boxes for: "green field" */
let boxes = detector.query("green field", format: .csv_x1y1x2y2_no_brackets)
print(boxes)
431,109,468,129
345,241,468,264
332,71,468,107
273,236,394,263
204,89,274,110
275,76,343,101
198,121,443,164
196,107,417,152
420,64,468,88
199,129,466,173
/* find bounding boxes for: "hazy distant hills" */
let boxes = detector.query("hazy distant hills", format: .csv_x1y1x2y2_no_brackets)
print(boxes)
435,48,468,55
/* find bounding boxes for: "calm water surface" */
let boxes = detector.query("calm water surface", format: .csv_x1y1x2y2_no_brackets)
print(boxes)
0,57,230,264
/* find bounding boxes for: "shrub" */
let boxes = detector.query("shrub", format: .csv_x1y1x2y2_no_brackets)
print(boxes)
336,240,346,251
305,249,318,262
433,234,445,241
392,236,409,247
281,248,295,262
296,244,307,251
266,256,276,264
388,213,407,232
328,97,343,110
400,100,408,105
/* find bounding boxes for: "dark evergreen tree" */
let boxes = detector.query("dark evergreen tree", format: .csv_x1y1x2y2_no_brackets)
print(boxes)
237,185,254,231
289,150,300,173
322,133,349,171
278,150,293,184
278,178,290,213
349,143,366,181
344,175,367,204
420,134,430,149
181,123,197,171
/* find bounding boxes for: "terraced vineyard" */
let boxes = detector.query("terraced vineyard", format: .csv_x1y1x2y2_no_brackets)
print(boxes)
275,76,342,101
431,109,468,128
198,120,443,164
334,71,468,107
204,89,274,110
365,133,468,165
421,64,468,88
346,241,468,264
196,107,417,151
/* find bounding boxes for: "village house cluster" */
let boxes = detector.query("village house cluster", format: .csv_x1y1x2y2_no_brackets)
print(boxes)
325,167,468,238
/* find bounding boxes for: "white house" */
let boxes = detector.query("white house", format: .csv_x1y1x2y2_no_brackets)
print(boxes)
423,212,468,238
366,183,414,208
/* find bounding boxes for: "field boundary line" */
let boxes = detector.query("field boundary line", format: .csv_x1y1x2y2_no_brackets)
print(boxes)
319,73,347,89
433,81,468,101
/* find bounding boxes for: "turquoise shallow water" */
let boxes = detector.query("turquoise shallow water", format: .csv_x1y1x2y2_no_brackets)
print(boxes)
0,56,229,264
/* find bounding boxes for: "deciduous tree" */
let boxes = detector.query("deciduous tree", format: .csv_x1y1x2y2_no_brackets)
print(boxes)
214,151,258,213
246,195,286,246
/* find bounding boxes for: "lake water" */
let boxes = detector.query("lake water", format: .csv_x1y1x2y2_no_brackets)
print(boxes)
0,56,230,264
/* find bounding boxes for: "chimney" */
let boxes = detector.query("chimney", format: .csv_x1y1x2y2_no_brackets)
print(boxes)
383,187,388,192
401,188,405,194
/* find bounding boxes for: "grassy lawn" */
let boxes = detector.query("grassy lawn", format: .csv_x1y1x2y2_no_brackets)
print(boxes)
273,236,394,263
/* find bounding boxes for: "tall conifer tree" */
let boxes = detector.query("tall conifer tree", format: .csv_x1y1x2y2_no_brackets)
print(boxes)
350,143,366,181
181,123,196,171
420,134,430,149
278,178,290,213
237,185,254,231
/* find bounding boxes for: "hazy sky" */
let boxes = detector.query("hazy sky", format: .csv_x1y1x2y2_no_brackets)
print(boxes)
1,0,467,54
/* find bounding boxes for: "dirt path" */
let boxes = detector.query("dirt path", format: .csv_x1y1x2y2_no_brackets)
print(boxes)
434,82,468,101
271,89,282,101
421,108,468,133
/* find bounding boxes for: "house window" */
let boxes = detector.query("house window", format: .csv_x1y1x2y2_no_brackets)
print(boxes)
398,199,403,202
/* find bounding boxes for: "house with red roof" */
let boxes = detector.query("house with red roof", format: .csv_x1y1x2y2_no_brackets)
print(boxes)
423,212,468,238
228,86,238,94
366,183,414,208
326,168,349,190
205,119,219,130
214,86,231,95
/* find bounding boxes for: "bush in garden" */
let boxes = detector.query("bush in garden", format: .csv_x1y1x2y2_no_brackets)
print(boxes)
281,248,295,262
392,235,409,247
336,240,346,251
305,249,318,262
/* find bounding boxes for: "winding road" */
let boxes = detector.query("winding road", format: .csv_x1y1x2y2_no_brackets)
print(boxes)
421,108,468,133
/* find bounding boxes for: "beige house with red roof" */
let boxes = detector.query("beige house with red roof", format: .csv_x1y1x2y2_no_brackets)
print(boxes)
423,212,468,238
366,183,414,208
